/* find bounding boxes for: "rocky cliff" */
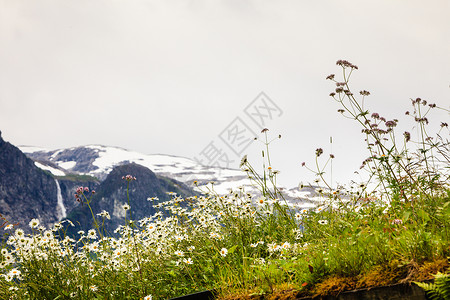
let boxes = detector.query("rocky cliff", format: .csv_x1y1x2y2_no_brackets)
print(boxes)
0,131,60,229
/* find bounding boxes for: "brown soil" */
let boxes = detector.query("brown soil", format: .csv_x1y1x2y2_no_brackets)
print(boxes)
216,258,449,300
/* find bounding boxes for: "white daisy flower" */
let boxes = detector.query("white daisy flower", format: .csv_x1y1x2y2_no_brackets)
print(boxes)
183,257,193,265
281,242,291,250
87,229,97,239
89,285,98,292
29,218,40,229
220,248,228,257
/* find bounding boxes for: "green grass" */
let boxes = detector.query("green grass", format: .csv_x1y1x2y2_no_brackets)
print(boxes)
54,173,99,182
1,60,449,299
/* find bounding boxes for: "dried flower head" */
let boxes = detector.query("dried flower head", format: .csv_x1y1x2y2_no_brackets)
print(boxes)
315,148,323,157
360,90,370,96
240,155,248,167
385,120,397,128
403,131,411,142
336,60,358,69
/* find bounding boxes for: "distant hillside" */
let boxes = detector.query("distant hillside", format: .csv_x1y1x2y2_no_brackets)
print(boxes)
20,144,251,194
65,163,198,235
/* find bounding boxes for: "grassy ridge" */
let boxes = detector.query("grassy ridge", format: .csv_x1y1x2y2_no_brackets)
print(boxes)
54,174,99,182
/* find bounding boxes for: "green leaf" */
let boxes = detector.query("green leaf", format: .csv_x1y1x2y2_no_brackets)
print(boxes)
403,210,411,222
417,209,430,222
228,244,239,254
168,270,176,277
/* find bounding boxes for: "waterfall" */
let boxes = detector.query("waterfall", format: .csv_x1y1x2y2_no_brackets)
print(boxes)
54,179,67,220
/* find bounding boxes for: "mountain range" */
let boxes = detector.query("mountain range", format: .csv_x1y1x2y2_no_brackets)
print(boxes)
19,144,251,194
0,131,318,233
19,144,317,200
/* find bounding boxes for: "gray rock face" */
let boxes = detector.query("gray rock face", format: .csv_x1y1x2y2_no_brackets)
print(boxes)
26,146,101,174
0,131,59,229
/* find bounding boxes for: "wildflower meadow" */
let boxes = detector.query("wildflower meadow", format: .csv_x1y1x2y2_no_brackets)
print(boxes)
1,61,449,299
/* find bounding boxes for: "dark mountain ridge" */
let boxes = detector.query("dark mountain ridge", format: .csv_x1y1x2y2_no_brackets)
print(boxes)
0,131,60,228
66,163,198,234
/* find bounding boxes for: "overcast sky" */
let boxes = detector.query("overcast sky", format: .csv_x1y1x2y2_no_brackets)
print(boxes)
1,0,449,188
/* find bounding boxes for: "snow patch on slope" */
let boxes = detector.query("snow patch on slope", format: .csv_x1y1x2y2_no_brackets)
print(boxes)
81,145,250,194
34,162,65,176
86,145,199,175
19,146,51,153
58,161,77,169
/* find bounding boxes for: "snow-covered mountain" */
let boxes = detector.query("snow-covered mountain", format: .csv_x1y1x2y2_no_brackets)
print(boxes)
19,145,251,193
20,144,319,206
